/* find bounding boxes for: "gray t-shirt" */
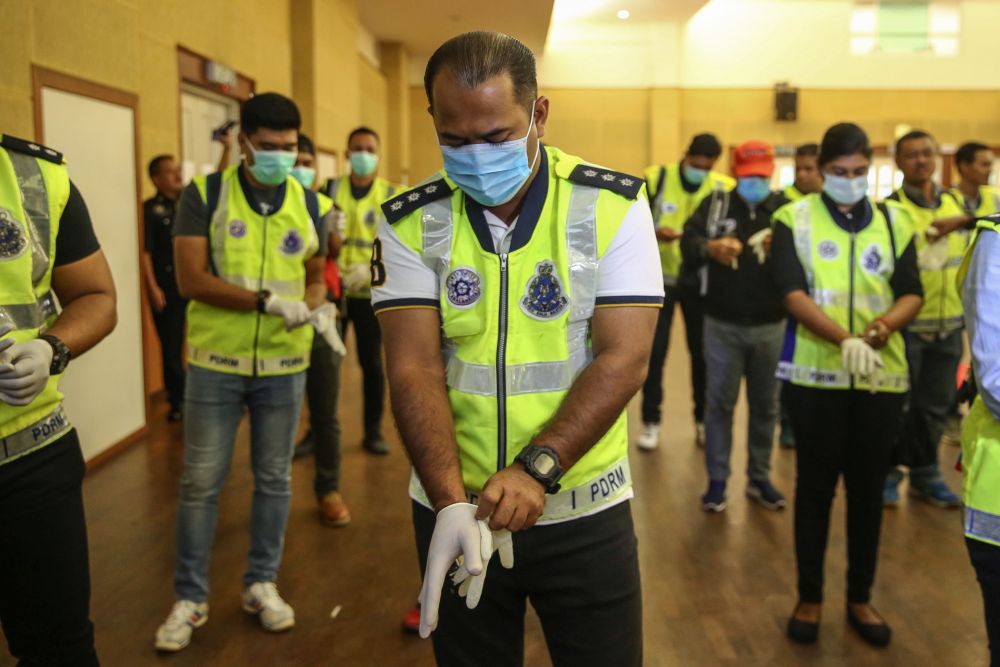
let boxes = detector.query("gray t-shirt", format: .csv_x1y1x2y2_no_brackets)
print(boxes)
173,173,329,258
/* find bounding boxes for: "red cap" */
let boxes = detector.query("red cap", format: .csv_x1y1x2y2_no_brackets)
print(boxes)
733,141,775,178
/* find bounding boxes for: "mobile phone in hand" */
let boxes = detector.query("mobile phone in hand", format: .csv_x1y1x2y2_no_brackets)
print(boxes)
211,120,237,142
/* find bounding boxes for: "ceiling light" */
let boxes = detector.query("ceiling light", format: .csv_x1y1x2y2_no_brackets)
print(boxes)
617,9,630,20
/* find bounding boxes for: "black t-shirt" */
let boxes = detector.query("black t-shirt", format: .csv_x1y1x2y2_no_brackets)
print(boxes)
143,191,178,292
770,194,923,300
55,181,101,266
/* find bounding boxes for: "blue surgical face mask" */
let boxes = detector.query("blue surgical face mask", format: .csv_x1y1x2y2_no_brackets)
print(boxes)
683,165,708,185
440,112,539,207
246,141,297,186
291,166,316,189
350,151,379,177
824,173,869,206
737,177,771,205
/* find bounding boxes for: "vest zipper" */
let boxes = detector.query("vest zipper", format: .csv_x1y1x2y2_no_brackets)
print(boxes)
496,250,510,472
252,214,270,377
848,230,857,390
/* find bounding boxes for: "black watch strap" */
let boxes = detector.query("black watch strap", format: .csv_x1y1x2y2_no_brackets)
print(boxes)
256,290,272,314
39,334,71,375
516,445,564,494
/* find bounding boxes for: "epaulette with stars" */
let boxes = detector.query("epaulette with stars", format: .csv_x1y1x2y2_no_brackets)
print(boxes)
0,135,63,164
381,178,452,224
568,164,643,200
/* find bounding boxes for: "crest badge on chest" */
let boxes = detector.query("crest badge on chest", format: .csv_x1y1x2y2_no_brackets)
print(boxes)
0,208,27,260
521,260,569,321
446,267,482,309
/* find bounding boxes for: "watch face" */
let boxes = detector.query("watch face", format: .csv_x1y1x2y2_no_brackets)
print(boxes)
535,452,557,476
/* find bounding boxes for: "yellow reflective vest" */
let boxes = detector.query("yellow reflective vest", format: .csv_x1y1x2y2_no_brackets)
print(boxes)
380,146,654,522
950,185,1000,218
0,136,71,463
774,194,914,393
325,176,399,299
186,165,319,377
784,184,808,202
890,187,969,334
643,163,735,284
958,215,1000,546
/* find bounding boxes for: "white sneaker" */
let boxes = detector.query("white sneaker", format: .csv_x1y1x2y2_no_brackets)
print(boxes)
154,600,208,652
695,421,706,448
242,582,295,632
637,422,660,451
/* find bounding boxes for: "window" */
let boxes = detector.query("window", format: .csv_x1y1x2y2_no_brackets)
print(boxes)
850,1,959,56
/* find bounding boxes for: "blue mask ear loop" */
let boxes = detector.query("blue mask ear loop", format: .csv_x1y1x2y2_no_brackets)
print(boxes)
525,106,540,173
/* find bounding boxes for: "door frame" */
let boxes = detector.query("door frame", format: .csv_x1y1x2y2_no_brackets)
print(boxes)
31,65,150,471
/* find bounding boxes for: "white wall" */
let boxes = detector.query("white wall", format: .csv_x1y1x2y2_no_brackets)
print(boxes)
41,87,146,460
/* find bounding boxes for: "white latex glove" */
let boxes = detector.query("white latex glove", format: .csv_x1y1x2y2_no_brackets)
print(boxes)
747,228,772,265
419,503,485,639
264,294,311,330
333,209,348,236
840,336,883,378
451,521,513,609
310,303,346,356
343,264,371,293
0,323,15,363
0,339,53,406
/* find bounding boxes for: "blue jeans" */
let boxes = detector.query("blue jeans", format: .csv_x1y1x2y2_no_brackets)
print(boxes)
703,316,784,482
174,366,306,602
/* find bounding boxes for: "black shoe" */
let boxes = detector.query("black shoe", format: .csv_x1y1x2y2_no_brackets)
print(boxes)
294,432,315,459
362,436,390,455
167,407,183,423
787,616,819,644
846,606,891,647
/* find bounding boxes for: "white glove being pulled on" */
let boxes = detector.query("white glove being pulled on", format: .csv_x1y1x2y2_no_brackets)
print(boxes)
310,303,346,356
0,339,53,406
343,264,371,294
419,503,484,639
747,228,772,265
840,337,883,392
451,521,513,610
264,294,311,330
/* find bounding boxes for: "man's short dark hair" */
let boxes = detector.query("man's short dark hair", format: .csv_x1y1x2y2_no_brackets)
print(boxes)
687,133,722,159
240,92,301,136
347,126,379,147
424,31,537,112
298,133,316,156
795,143,819,158
148,154,173,179
955,141,990,167
819,123,872,166
894,129,933,157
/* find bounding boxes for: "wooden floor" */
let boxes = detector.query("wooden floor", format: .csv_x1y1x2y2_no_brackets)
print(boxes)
1,316,989,666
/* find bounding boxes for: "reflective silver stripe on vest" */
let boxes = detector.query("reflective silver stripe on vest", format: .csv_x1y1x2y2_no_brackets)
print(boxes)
257,354,309,375
0,406,70,463
218,274,303,299
792,199,814,287
965,507,1000,545
7,151,52,285
944,256,964,269
345,239,374,250
0,292,57,330
776,360,909,390
909,314,965,333
188,345,254,375
209,179,232,275
421,197,454,276
565,185,600,375
811,289,890,312
446,358,575,396
408,457,633,524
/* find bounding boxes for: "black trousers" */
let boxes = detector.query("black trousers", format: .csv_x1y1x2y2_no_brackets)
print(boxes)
786,385,906,604
151,290,187,410
305,333,343,497
344,298,384,440
967,537,1000,667
0,431,99,666
413,501,642,667
641,284,706,424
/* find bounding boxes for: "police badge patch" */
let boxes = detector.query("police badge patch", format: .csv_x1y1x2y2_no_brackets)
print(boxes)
0,209,27,260
661,202,678,215
364,210,377,227
280,230,304,255
228,220,247,239
861,243,884,274
521,261,569,320
818,240,840,261
445,267,482,309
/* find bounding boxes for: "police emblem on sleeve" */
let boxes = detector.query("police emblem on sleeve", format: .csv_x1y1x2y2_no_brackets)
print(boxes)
445,267,482,309
280,230,304,255
0,209,27,260
521,261,569,320
861,243,884,274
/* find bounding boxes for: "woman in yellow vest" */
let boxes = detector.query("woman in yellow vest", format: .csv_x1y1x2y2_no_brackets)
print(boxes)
771,123,923,647
958,213,1000,665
